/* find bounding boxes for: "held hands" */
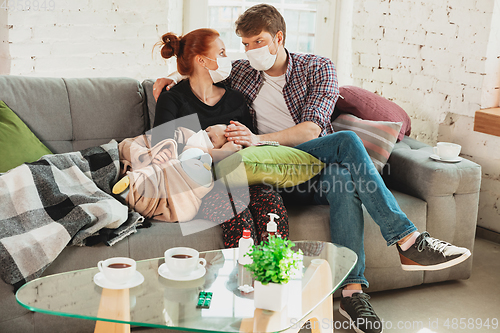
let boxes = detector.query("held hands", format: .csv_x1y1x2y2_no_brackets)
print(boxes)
153,78,176,101
209,141,242,162
225,121,259,147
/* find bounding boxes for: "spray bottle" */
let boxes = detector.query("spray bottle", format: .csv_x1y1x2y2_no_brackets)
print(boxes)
261,213,280,243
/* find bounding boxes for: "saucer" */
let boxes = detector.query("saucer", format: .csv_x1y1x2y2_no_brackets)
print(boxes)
430,154,462,163
158,263,206,281
93,271,144,290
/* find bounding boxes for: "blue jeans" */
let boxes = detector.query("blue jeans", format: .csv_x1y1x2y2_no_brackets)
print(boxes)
281,131,417,288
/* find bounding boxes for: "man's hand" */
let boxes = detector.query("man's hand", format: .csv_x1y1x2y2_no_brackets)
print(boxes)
153,78,176,101
225,121,259,147
152,149,173,164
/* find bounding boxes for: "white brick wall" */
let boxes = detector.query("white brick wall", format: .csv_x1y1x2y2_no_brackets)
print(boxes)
0,8,10,74
352,0,492,121
351,0,500,232
1,0,183,80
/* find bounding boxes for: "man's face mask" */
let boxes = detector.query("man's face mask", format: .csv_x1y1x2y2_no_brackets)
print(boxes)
245,34,278,71
204,56,232,83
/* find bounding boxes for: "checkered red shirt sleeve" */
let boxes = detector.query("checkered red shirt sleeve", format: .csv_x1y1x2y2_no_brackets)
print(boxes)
284,54,339,136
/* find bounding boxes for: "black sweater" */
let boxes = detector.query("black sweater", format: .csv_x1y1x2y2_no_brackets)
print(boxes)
152,80,254,144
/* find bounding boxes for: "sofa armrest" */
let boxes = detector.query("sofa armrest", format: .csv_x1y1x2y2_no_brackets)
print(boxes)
383,137,481,200
383,136,482,282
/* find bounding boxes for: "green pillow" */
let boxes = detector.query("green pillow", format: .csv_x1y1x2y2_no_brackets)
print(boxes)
214,145,325,188
0,101,52,173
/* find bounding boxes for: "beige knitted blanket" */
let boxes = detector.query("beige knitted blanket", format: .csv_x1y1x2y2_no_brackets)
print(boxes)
118,131,214,222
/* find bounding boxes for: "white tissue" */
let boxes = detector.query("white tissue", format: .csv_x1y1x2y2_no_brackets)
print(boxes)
186,130,214,150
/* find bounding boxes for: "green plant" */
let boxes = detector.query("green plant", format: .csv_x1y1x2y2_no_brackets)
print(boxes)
245,236,303,285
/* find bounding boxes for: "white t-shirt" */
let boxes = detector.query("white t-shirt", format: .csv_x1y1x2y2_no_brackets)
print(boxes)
252,72,296,134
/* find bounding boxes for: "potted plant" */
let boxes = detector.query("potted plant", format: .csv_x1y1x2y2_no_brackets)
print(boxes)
244,236,303,311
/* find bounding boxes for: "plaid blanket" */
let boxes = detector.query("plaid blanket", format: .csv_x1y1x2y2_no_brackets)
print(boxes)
0,141,144,286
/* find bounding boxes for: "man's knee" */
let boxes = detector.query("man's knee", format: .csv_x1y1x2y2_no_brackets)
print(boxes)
336,130,362,146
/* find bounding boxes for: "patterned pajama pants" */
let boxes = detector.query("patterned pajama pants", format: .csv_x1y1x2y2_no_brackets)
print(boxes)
199,184,289,248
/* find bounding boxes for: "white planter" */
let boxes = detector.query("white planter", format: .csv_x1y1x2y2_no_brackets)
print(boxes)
254,280,289,312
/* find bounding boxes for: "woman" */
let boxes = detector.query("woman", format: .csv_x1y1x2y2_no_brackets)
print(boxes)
154,28,289,247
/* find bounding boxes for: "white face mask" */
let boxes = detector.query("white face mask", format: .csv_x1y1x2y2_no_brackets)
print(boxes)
245,35,278,71
204,56,232,83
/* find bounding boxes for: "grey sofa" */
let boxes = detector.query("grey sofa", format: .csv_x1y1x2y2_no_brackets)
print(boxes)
0,75,482,333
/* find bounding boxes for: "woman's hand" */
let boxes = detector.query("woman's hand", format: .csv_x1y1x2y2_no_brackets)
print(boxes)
153,78,176,101
152,149,173,164
225,121,259,147
220,141,242,153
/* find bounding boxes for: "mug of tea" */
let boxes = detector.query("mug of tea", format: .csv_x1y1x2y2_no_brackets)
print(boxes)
97,257,136,285
433,142,461,160
164,247,207,277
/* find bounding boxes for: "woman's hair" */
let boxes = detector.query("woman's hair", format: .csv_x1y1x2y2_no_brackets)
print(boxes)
156,28,220,76
235,4,286,45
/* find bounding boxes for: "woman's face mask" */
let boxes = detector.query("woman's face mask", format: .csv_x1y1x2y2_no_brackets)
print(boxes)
204,56,232,83
245,35,278,71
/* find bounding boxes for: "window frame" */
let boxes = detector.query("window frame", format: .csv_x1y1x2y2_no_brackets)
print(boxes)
183,0,340,62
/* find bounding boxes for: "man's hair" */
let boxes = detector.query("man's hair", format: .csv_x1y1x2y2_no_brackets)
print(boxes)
235,4,286,45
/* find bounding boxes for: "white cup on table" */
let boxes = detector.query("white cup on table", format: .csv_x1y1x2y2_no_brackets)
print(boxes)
164,247,206,277
433,142,461,160
97,257,136,285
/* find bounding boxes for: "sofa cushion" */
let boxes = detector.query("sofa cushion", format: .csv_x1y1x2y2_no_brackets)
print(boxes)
0,75,73,153
0,101,52,173
128,221,224,260
214,145,325,188
332,113,402,172
64,77,149,151
335,85,411,141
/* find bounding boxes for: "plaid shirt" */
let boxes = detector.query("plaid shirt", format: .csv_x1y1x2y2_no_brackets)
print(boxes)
225,50,339,137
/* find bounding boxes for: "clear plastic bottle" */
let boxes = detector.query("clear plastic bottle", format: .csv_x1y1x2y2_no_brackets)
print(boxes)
238,229,254,265
261,213,281,243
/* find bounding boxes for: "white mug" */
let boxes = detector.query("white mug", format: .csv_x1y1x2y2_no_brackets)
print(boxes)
164,247,206,277
433,142,461,160
97,257,136,285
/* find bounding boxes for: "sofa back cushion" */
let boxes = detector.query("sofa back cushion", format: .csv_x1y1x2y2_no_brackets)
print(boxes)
64,78,149,151
0,76,149,154
0,76,73,153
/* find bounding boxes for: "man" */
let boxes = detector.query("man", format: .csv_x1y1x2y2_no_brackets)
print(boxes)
154,4,471,333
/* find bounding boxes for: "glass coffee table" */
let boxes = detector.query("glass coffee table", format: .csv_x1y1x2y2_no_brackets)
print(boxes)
16,241,356,333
